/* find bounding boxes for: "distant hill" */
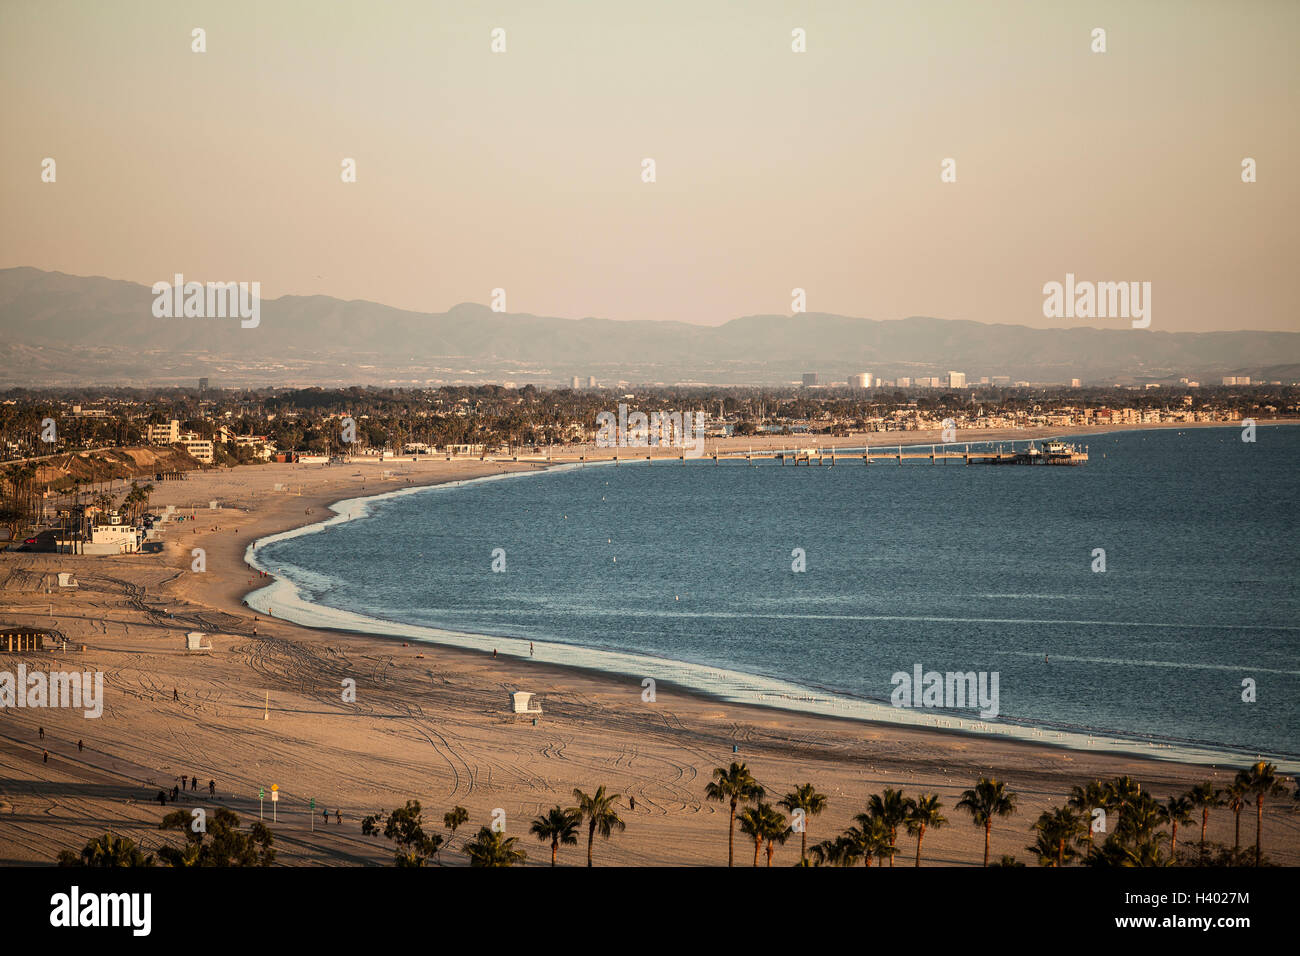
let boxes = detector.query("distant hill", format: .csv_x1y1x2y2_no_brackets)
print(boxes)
1,267,1296,387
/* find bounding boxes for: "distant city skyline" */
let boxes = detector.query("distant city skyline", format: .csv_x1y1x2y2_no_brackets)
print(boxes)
2,1,1297,334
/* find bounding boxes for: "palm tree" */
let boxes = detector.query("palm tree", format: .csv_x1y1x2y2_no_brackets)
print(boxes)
1029,807,1082,867
570,786,626,867
956,777,1018,866
905,793,947,867
529,806,581,866
759,803,790,867
464,826,527,867
865,788,910,867
1224,780,1247,851
737,804,767,867
1185,782,1220,859
1067,780,1108,852
1164,795,1192,861
846,813,894,867
779,783,827,865
57,831,154,867
704,762,764,866
1238,761,1287,866
810,834,860,867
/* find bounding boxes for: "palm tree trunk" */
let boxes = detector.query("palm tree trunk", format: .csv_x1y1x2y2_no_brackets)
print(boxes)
551,839,557,866
1057,837,1065,867
1170,822,1177,860
587,822,594,867
1200,808,1208,856
728,801,736,867
801,828,807,865
1255,796,1263,867
752,840,760,867
915,828,924,867
983,820,991,866
766,843,774,867
1233,809,1241,850
888,830,896,867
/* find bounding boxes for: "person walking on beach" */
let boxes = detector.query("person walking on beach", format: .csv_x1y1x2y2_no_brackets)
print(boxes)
323,808,329,826
191,776,197,791
38,726,43,740
335,809,341,826
530,642,534,657
181,775,187,791
77,739,83,753
492,648,497,659
209,779,216,795
158,790,167,807
42,750,49,763
173,689,179,702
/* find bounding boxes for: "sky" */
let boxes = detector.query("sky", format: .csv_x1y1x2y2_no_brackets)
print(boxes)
1,0,1297,333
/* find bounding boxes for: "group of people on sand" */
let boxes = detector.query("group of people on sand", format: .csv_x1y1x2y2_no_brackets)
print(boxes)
156,776,216,806
35,727,86,765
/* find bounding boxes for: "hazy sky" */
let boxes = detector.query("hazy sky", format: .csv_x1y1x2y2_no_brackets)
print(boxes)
2,0,1297,332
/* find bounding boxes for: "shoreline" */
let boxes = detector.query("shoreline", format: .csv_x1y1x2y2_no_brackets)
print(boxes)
2,421,1297,865
240,437,1298,775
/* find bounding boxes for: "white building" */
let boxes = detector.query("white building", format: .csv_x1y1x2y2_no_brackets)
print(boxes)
947,371,967,388
179,437,214,463
145,420,181,444
851,372,873,389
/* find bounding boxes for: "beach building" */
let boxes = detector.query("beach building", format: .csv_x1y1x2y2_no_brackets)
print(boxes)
178,436,214,463
1,627,51,652
145,420,181,444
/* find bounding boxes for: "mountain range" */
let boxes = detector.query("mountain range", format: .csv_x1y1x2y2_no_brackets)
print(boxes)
1,267,1296,388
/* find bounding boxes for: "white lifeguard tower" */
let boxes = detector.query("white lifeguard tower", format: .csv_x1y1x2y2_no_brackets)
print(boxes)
57,572,78,588
510,691,542,716
185,631,213,653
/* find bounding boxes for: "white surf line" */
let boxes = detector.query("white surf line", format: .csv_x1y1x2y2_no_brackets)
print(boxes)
243,464,1299,775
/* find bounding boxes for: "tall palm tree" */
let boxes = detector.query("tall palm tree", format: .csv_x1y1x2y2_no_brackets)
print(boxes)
865,788,910,867
779,783,828,866
1238,761,1286,866
846,813,894,867
905,793,947,867
529,806,581,866
1067,780,1108,852
570,785,626,867
1164,795,1193,861
1185,782,1220,859
956,777,1018,866
1224,780,1247,851
704,762,764,866
464,826,527,867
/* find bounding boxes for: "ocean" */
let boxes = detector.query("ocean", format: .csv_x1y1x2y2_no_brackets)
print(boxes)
245,426,1300,772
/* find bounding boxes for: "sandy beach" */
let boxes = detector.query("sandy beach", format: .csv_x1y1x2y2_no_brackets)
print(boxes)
2,426,1297,867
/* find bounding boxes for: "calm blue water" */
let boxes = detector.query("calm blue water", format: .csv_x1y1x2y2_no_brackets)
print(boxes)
252,427,1299,764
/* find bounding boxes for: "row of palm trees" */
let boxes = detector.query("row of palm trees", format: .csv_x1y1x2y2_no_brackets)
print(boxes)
362,786,628,866
704,760,1294,867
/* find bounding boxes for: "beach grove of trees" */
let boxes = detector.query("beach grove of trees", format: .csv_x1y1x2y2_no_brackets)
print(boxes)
53,760,1294,867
